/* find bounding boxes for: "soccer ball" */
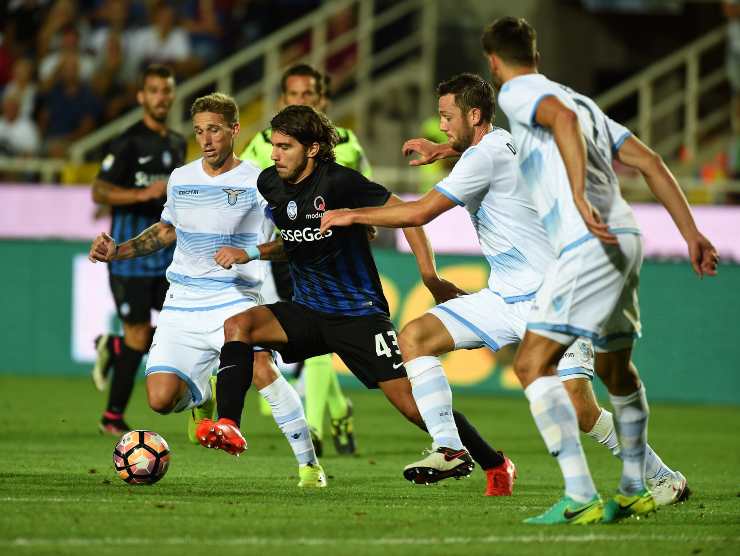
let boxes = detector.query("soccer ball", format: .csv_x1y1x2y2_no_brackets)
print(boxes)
113,430,170,484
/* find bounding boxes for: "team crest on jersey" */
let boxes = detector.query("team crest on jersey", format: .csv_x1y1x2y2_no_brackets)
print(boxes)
287,200,298,220
162,150,172,167
223,188,244,206
313,196,326,211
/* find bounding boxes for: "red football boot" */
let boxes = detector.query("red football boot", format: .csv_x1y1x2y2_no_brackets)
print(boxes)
195,418,247,456
485,453,517,496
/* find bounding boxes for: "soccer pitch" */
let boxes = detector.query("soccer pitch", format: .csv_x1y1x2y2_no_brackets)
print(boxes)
1,376,738,556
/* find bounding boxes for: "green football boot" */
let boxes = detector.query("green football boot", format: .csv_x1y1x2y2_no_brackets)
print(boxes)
603,489,657,523
524,495,604,525
298,463,327,488
188,375,217,444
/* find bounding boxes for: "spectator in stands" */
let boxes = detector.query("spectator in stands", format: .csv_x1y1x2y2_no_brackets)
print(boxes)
39,25,96,90
4,0,49,59
129,1,200,78
38,53,101,157
0,32,15,89
182,0,223,66
91,27,136,122
36,0,91,59
88,0,138,83
0,93,40,156
3,58,38,120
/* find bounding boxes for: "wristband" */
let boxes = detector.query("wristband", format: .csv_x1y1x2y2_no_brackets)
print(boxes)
246,245,260,261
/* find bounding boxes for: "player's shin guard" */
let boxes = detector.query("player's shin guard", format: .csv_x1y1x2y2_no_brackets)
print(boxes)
525,376,597,503
405,356,463,450
609,385,649,495
216,341,254,426
259,374,318,465
106,343,146,415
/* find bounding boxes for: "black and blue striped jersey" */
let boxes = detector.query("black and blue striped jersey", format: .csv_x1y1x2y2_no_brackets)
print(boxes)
257,162,390,317
97,121,186,277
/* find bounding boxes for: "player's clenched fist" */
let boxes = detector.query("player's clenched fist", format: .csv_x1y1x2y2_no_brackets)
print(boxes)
89,232,117,263
214,246,249,269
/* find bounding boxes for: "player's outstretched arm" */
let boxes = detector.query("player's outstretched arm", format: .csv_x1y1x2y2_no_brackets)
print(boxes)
402,138,460,166
92,178,167,206
535,96,617,244
616,135,719,277
319,190,455,233
214,238,287,270
89,221,176,264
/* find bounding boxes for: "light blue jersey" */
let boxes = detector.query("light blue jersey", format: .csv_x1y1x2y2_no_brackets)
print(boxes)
160,158,268,310
498,73,639,255
435,128,553,302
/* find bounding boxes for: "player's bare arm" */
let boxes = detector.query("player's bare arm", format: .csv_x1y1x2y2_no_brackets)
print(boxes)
92,178,168,205
214,238,287,269
320,190,455,233
616,135,719,277
89,221,176,263
402,138,460,166
535,96,617,244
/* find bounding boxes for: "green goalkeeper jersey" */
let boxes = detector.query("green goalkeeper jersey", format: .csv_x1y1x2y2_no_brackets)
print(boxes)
240,125,372,177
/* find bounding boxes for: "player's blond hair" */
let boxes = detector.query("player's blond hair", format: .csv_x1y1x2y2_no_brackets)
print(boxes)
190,93,239,125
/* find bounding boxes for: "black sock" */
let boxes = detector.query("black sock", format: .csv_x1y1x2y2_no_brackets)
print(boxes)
216,341,254,426
453,410,505,470
106,343,145,415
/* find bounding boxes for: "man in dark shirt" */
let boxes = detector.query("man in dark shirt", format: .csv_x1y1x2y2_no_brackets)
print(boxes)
91,65,186,434
197,105,511,488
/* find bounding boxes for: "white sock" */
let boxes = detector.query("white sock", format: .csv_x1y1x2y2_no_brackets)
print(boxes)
586,408,620,456
405,356,463,450
645,445,673,480
525,376,597,503
609,385,649,495
259,374,317,465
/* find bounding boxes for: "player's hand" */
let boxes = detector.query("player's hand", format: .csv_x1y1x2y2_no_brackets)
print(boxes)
137,180,167,202
402,138,446,167
214,246,249,269
423,275,468,304
574,198,618,245
320,209,355,234
686,232,719,278
88,232,117,263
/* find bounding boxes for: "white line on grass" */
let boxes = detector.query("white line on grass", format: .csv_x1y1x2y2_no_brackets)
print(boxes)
3,535,739,547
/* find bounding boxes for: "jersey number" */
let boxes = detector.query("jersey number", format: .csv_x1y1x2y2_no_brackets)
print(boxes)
375,331,401,358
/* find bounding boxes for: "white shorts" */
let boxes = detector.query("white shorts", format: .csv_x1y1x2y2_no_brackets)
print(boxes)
428,288,594,381
527,233,643,352
145,298,258,406
260,261,280,305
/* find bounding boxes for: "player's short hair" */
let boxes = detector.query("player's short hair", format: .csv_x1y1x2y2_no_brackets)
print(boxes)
480,17,538,67
190,92,239,125
270,105,338,163
436,73,495,123
138,64,175,90
280,63,329,97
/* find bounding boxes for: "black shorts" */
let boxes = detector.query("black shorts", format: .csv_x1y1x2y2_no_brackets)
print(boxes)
109,274,168,324
266,301,406,389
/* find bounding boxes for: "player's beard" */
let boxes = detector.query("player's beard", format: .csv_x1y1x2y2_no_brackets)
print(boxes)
285,155,309,183
145,102,169,123
450,123,474,152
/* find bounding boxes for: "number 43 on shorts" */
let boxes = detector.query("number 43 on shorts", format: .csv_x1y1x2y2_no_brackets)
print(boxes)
375,330,401,358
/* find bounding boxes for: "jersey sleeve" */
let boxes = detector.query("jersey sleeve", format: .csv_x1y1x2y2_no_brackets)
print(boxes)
337,166,390,208
604,115,632,154
498,79,553,129
240,130,274,170
160,171,177,226
97,134,132,185
434,145,492,206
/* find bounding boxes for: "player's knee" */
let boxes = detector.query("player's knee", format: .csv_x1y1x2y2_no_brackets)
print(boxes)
224,313,253,343
147,390,177,415
252,353,278,389
398,322,426,361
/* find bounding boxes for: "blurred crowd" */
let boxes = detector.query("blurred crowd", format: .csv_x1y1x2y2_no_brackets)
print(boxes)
0,0,322,159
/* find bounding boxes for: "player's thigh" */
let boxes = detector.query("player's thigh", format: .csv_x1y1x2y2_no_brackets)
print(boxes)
427,289,524,353
513,330,570,387
145,310,218,407
223,304,290,346
329,313,406,389
265,302,329,363
398,313,456,360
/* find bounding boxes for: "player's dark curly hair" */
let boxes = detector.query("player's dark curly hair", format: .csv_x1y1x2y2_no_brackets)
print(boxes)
480,17,538,66
270,105,338,163
436,73,495,123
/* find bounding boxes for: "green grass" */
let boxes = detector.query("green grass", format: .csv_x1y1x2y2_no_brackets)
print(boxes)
0,376,738,556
